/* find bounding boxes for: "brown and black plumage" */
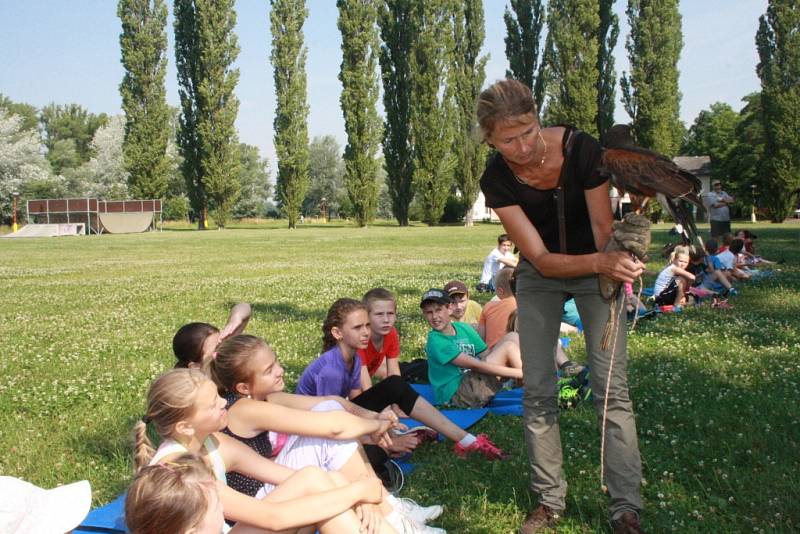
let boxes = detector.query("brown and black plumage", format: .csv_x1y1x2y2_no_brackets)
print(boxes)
599,124,704,251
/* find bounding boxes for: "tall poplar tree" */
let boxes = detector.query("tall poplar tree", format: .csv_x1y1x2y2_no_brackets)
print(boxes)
271,0,310,229
337,0,382,227
755,1,800,222
409,0,453,225
503,0,546,111
118,0,170,200
174,0,241,228
197,0,240,228
378,0,414,226
174,0,205,227
451,0,488,226
596,0,619,138
621,0,683,156
544,0,599,136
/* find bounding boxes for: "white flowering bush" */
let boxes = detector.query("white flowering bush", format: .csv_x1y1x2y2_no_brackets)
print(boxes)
0,110,52,223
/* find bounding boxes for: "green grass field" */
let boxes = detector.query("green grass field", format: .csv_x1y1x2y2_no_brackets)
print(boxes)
1,221,799,533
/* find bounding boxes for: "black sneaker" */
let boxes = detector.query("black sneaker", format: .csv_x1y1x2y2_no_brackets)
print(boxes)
558,360,585,377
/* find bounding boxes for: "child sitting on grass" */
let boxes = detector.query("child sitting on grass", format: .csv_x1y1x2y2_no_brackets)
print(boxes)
125,453,226,534
173,303,252,369
716,238,751,281
442,280,482,328
688,248,735,297
297,297,508,461
477,268,517,350
134,368,390,534
421,288,522,408
478,234,518,292
654,245,695,307
209,334,444,531
359,288,403,383
735,229,778,265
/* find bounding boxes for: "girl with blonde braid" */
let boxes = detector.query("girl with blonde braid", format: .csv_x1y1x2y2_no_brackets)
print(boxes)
133,368,392,534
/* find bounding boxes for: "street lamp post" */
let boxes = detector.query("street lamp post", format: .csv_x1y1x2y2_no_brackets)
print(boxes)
11,191,19,232
750,184,757,223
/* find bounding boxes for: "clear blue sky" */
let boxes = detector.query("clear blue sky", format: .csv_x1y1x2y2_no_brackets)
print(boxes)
0,0,767,170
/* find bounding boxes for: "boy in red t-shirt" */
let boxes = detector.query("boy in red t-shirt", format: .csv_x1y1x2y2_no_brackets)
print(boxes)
360,287,504,458
359,287,402,385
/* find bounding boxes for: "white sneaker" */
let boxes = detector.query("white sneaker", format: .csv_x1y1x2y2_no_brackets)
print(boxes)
387,511,447,534
387,494,443,523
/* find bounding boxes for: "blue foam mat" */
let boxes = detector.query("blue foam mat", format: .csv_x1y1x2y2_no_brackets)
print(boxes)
74,493,127,533
409,383,524,415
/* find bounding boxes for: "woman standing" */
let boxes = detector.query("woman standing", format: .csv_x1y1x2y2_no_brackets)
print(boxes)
477,79,645,534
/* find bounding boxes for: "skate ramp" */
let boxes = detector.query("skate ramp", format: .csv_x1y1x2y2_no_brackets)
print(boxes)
2,223,85,238
98,212,153,234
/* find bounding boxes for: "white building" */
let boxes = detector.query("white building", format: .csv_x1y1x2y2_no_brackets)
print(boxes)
470,191,500,222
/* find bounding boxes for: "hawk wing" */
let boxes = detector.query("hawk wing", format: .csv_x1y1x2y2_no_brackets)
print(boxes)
599,135,705,251
600,147,703,208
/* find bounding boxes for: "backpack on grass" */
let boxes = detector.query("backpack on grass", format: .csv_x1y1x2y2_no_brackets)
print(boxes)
399,358,429,384
557,367,592,410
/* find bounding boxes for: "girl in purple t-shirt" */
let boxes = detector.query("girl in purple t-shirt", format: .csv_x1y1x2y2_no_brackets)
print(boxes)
296,298,508,462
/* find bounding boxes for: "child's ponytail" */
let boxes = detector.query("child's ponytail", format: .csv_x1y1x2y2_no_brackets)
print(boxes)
133,369,207,471
322,298,367,351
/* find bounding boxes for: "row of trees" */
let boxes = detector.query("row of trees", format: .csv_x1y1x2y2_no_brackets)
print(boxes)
2,1,797,227
272,0,687,228
112,0,686,228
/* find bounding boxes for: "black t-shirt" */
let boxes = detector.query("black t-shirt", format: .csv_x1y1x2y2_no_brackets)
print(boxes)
479,127,607,258
222,393,273,497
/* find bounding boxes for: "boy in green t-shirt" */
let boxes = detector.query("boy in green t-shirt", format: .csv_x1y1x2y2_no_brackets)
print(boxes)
421,288,523,407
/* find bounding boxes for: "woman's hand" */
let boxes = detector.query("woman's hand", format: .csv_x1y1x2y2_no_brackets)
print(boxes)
596,251,645,283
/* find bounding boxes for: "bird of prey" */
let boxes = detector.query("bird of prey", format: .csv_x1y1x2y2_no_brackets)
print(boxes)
599,124,704,253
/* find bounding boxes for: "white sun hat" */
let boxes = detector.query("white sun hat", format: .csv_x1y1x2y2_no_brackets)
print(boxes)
0,476,92,534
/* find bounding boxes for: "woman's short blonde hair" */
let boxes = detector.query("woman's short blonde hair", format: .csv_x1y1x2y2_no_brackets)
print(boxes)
476,79,538,141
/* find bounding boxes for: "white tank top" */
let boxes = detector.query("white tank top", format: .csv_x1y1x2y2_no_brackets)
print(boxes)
150,436,227,484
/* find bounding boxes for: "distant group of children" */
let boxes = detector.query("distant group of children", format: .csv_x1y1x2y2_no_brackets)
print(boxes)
652,229,777,311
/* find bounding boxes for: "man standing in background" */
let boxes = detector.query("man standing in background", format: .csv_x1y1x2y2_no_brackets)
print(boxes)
705,180,734,238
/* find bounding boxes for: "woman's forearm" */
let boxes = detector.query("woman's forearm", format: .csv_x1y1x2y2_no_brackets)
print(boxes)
530,251,602,278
